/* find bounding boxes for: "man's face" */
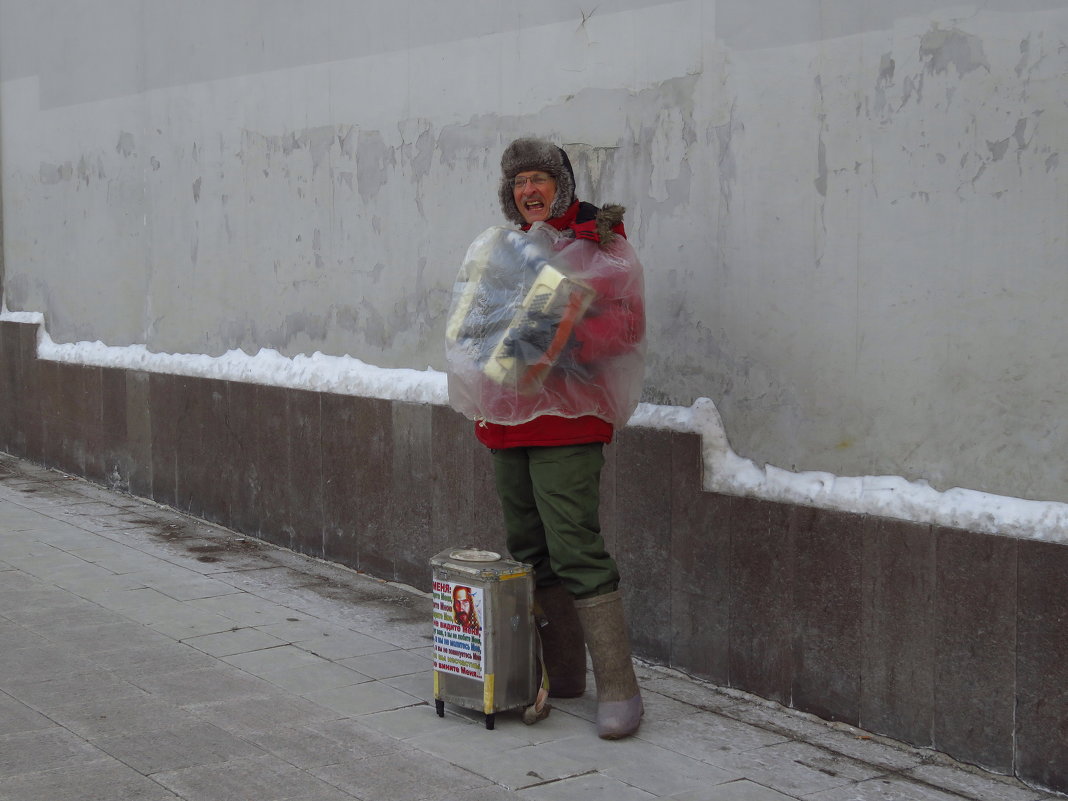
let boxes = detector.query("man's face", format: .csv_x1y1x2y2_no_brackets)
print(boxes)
512,171,557,225
454,591,473,623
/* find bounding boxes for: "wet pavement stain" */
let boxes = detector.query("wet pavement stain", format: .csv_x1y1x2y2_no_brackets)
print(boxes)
187,545,226,554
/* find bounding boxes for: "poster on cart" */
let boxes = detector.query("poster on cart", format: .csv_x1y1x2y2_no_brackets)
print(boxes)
432,580,485,681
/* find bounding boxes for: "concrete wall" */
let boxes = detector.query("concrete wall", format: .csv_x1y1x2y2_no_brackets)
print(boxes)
2,1,1068,505
1,317,1066,794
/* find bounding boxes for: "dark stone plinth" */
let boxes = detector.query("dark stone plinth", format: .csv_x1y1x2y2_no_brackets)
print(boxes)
283,388,324,559
860,517,935,746
933,527,1017,773
613,426,673,657
148,373,180,508
792,507,865,725
173,378,233,526
124,371,153,498
391,401,433,587
429,408,502,567
669,431,730,684
321,395,394,577
729,496,794,705
1015,539,1068,792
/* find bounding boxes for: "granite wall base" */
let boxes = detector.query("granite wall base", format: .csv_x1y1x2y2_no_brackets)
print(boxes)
1,319,1064,794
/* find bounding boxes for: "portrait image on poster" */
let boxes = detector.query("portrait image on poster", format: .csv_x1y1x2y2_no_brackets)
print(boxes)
432,580,484,680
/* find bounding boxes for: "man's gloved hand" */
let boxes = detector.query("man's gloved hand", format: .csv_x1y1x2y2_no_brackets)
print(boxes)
500,308,557,361
554,335,592,380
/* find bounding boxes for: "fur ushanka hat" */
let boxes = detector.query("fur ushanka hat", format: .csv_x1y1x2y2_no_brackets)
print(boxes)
498,137,577,225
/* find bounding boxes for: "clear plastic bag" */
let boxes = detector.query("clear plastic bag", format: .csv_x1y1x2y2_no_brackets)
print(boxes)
446,224,645,426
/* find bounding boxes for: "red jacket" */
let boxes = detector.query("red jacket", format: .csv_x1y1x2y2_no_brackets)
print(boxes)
475,201,631,450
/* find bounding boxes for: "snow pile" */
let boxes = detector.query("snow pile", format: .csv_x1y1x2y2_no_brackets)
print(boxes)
3,305,1066,544
1,309,44,325
652,398,1068,543
32,329,448,406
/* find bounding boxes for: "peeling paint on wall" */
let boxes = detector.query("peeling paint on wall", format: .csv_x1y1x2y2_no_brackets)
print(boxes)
919,26,990,77
355,129,395,205
116,131,136,157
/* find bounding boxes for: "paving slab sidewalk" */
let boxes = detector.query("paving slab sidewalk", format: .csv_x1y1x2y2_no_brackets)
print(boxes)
0,452,1059,801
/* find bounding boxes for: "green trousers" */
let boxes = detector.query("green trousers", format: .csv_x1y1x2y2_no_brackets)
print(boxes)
491,443,620,599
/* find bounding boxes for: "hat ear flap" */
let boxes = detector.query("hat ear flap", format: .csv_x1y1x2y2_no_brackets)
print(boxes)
550,146,576,218
499,177,525,225
549,168,575,219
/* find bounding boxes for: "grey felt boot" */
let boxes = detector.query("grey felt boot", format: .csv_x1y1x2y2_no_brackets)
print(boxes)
534,584,587,698
574,590,643,739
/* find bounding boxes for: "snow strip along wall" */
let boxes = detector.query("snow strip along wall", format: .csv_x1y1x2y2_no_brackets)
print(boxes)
1,317,1065,794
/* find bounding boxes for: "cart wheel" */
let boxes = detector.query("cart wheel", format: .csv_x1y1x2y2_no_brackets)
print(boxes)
435,699,444,718
485,713,495,730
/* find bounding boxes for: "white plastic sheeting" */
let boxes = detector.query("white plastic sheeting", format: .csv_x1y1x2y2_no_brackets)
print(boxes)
445,225,645,427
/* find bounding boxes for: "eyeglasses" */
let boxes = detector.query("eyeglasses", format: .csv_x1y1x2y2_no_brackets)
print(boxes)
512,175,552,190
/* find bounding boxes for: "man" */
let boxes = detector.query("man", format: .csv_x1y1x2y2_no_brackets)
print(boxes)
452,586,480,634
456,137,645,739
